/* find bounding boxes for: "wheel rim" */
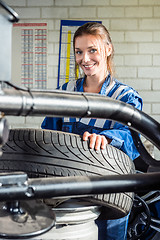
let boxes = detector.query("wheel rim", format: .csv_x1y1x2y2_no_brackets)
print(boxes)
127,195,151,240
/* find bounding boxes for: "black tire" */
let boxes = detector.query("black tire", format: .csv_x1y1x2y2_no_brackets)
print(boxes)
1,128,135,219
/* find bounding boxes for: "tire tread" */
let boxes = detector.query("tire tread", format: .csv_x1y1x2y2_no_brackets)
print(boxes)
1,128,135,217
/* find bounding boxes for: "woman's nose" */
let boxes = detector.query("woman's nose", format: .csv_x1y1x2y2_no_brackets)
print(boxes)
83,52,90,62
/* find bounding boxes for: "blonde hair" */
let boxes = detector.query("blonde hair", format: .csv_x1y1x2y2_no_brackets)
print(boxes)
73,22,115,79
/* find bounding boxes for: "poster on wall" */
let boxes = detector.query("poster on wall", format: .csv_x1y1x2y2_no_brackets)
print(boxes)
12,23,47,89
57,20,101,88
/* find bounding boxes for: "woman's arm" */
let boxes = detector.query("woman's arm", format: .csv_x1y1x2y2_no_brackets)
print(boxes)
83,91,143,160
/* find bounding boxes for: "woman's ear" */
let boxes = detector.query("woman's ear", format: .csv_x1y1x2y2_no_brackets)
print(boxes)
106,44,112,57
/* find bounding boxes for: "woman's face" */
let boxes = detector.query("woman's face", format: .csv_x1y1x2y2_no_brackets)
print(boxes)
74,34,111,78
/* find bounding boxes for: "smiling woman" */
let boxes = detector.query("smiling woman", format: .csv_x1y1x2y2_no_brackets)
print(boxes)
41,22,143,240
73,22,114,82
74,34,110,93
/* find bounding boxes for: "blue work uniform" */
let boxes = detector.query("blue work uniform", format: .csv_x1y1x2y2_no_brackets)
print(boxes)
42,74,143,160
41,74,143,240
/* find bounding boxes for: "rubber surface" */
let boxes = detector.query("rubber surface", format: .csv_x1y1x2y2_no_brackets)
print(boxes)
1,128,135,218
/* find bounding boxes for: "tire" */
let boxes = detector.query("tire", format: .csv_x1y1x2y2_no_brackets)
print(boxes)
1,128,135,219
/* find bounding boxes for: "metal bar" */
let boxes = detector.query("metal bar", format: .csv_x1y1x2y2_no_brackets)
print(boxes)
0,172,160,201
0,0,19,22
0,88,159,150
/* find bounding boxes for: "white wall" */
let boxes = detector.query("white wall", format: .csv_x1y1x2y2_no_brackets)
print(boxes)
3,0,160,158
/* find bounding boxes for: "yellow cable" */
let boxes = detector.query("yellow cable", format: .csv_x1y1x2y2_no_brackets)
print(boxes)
66,30,71,83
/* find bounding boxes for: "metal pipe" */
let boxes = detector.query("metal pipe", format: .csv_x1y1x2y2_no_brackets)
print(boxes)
0,172,160,201
0,0,19,22
0,88,159,150
29,172,160,198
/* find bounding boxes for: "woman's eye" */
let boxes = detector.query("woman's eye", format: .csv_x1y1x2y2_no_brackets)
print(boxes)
75,50,82,55
90,49,97,53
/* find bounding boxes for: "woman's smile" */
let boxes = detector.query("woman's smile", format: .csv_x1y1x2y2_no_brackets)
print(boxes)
82,63,96,70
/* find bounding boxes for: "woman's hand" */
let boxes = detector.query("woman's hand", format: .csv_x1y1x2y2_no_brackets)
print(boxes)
83,131,111,151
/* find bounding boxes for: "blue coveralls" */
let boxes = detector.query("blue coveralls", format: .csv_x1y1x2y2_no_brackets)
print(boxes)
42,74,143,240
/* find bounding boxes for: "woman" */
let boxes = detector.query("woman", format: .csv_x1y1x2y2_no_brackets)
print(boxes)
42,22,143,239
